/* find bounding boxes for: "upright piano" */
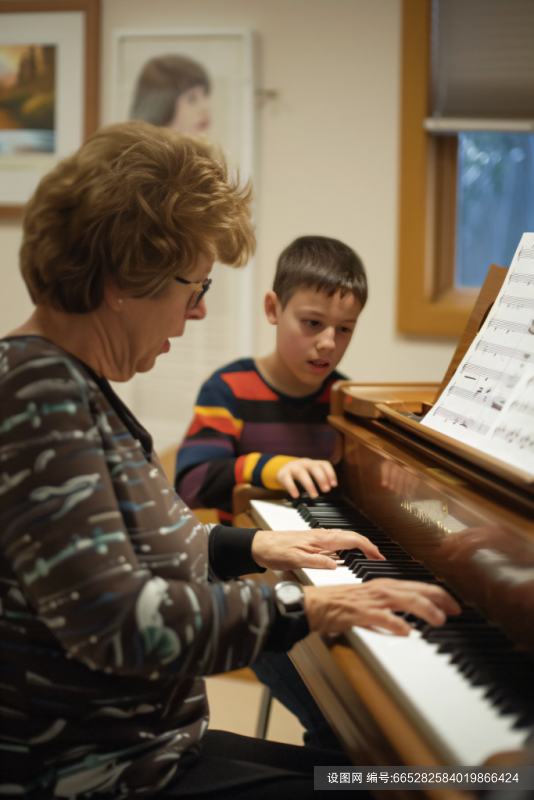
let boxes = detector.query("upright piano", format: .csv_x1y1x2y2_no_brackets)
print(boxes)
239,266,534,793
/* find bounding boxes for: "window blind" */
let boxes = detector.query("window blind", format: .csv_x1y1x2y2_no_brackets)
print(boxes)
426,0,534,132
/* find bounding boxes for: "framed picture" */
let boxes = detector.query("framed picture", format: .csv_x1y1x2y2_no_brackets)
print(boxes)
110,28,256,451
112,28,254,174
0,0,100,219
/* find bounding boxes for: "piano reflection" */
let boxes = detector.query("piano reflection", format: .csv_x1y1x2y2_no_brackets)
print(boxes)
235,263,534,786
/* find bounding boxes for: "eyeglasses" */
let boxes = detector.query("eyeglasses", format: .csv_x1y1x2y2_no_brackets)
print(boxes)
174,276,212,308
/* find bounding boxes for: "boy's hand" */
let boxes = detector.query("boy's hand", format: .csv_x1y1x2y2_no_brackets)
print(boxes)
276,458,337,499
251,527,385,571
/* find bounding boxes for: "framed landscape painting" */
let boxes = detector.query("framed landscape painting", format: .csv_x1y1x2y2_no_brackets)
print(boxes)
0,0,100,218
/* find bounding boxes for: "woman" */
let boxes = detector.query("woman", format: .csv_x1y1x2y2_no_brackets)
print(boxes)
0,122,459,799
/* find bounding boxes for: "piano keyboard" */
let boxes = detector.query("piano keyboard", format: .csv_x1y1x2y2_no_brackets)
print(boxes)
250,496,534,766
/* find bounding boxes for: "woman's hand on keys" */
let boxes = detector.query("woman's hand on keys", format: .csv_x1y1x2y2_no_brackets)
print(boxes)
251,527,385,571
303,579,461,635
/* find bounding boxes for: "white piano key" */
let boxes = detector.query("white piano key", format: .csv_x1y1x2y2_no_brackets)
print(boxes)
251,497,531,766
297,564,359,587
348,626,526,766
250,500,360,587
251,500,311,532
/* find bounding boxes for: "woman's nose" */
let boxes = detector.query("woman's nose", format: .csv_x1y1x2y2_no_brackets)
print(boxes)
187,298,207,321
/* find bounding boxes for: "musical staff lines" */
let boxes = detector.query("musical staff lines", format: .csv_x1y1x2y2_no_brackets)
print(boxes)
447,385,505,411
476,340,534,363
509,272,534,286
433,406,490,435
499,295,534,310
488,317,532,335
509,400,534,419
492,425,534,453
422,233,534,467
461,362,520,388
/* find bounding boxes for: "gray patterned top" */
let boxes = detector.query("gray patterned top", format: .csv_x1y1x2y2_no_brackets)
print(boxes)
0,336,303,799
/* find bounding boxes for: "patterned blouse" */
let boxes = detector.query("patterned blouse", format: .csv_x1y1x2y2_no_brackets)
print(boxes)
0,336,307,799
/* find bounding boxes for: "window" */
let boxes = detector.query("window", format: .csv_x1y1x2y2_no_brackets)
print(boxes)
455,132,534,287
397,0,534,337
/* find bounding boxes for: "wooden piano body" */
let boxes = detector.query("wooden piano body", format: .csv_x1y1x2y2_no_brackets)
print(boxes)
267,387,534,799
239,265,534,797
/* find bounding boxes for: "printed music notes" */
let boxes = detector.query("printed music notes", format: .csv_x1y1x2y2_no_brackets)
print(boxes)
487,373,534,472
422,233,534,475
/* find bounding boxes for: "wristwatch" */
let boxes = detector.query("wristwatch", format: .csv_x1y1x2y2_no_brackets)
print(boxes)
274,581,306,618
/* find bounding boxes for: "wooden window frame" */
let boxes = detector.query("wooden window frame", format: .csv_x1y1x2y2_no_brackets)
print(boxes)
397,0,479,337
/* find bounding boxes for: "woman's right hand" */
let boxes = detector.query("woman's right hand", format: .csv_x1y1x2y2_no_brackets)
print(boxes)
302,579,461,636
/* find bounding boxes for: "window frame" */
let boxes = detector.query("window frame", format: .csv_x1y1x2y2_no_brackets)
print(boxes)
396,0,479,337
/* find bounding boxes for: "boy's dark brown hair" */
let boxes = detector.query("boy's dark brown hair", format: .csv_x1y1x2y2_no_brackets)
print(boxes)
273,235,368,309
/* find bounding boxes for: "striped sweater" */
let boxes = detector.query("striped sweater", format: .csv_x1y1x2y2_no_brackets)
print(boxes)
175,358,344,520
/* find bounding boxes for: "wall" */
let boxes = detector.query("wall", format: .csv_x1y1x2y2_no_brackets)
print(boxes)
0,0,457,427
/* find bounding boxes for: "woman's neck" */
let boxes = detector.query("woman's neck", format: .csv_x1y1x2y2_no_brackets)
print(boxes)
8,306,134,381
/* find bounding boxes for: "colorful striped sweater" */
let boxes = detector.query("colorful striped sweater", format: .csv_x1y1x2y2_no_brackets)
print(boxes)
175,358,345,520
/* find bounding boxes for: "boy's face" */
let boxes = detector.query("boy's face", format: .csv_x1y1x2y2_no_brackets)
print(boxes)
267,287,362,392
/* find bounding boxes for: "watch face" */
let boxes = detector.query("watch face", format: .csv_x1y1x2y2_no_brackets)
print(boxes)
278,584,302,604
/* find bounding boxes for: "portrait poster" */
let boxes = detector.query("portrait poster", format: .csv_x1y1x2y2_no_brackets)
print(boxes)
112,30,256,451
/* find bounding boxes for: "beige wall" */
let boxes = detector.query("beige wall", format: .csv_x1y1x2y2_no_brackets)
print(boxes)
0,0,457,389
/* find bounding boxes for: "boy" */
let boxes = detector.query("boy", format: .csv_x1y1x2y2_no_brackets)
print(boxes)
175,235,367,521
175,235,367,750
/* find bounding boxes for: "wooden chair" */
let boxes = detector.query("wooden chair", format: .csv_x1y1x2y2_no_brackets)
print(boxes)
157,444,219,525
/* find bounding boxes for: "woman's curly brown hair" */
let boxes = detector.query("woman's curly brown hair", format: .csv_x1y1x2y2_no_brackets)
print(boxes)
20,121,255,313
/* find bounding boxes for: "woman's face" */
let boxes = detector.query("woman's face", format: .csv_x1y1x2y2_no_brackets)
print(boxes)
168,85,211,135
118,253,213,376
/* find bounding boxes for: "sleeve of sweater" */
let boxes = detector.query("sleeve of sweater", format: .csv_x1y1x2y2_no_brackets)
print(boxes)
206,523,309,652
175,368,296,514
175,371,243,512
0,347,307,681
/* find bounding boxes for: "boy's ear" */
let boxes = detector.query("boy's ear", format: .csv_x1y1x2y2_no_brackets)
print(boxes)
264,291,282,326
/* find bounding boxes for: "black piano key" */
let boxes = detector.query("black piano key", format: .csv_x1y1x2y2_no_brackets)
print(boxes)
296,494,534,733
423,629,510,644
362,572,440,584
512,714,534,730
352,563,432,579
349,555,426,570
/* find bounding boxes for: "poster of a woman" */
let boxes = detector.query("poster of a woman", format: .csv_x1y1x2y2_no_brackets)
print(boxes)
113,30,253,170
111,30,254,452
129,54,211,135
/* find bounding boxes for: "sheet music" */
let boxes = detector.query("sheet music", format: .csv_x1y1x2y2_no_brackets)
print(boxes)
422,233,534,474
